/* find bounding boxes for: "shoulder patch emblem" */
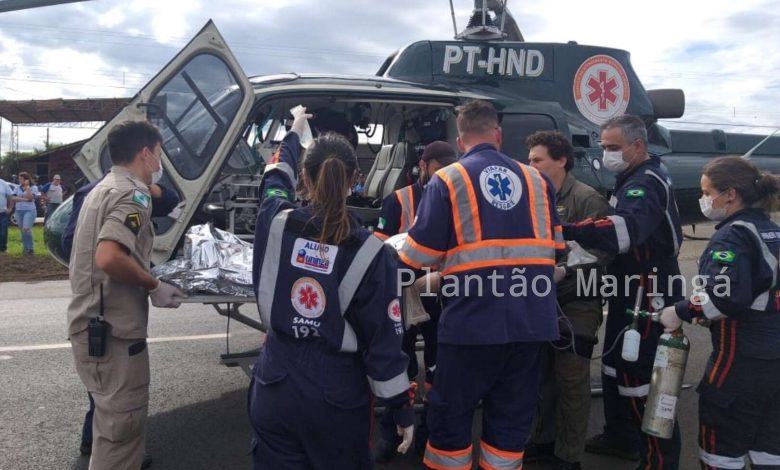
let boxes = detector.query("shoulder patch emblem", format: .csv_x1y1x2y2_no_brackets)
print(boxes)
387,298,402,323
265,188,289,200
132,189,150,208
377,217,386,230
711,250,736,264
625,188,645,198
124,212,142,235
556,205,567,216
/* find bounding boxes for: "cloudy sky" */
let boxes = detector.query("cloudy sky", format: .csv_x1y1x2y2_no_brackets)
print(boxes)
0,0,778,153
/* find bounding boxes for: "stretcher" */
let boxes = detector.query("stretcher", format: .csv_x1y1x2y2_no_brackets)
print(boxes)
181,295,263,376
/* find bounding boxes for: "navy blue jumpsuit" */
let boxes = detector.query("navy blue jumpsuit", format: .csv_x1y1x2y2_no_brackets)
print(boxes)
374,181,440,450
563,157,683,469
400,143,565,470
672,208,780,470
248,131,414,470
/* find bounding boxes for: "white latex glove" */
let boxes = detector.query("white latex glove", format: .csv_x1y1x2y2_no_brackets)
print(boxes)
659,306,682,332
149,281,188,308
166,201,185,220
553,266,567,283
396,424,414,454
289,105,313,141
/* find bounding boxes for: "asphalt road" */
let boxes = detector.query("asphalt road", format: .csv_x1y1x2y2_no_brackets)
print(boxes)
0,228,718,470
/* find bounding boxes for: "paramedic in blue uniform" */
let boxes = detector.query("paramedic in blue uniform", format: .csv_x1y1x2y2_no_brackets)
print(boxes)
248,107,415,469
563,114,683,469
399,100,565,470
658,156,780,470
373,140,458,461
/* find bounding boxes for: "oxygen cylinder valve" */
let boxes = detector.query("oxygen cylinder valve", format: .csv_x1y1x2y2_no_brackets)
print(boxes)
621,286,644,362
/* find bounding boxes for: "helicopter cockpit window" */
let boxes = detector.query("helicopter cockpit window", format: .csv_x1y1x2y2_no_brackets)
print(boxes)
147,53,244,180
500,114,557,163
223,138,260,175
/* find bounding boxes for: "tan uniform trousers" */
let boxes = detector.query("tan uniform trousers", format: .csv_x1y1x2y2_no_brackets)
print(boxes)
71,330,149,470
531,304,602,463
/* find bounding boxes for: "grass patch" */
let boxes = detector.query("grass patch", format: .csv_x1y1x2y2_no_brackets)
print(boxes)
1,225,69,282
6,225,48,256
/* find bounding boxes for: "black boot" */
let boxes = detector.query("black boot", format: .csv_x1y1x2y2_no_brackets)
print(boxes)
374,439,397,464
554,457,582,470
585,432,640,461
524,441,555,463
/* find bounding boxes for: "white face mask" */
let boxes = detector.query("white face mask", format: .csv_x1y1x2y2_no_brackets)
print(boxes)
603,150,629,173
151,164,164,184
699,192,728,221
146,150,163,184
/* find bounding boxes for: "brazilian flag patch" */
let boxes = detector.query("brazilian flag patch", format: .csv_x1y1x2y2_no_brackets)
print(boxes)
712,250,736,264
265,188,289,200
625,188,645,198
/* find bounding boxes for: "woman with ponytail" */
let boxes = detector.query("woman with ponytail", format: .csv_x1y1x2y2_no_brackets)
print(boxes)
658,155,780,469
247,107,414,469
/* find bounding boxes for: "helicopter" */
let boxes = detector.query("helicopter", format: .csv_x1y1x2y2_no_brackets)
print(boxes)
44,0,780,267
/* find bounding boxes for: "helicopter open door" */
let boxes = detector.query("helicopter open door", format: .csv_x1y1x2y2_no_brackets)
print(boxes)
73,21,254,265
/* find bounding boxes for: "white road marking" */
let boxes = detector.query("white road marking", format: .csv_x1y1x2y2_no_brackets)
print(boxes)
0,355,13,360
0,333,252,353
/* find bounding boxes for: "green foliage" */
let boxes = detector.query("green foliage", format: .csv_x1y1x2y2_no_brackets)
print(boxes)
0,140,64,176
5,225,49,257
1,150,35,175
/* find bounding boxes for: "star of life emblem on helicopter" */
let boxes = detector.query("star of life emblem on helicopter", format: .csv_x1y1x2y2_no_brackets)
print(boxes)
480,165,522,210
573,55,630,125
291,277,326,319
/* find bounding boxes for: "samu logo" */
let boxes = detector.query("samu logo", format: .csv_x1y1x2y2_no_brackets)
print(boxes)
479,165,522,210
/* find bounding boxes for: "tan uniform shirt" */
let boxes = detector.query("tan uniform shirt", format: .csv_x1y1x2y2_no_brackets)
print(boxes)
67,166,154,339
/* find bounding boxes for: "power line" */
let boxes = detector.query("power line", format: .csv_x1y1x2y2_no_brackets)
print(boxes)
0,84,45,98
0,22,388,60
0,75,136,90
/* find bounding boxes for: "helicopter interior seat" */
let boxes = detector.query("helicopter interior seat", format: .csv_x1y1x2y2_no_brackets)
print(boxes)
379,141,416,199
346,142,409,227
363,144,394,200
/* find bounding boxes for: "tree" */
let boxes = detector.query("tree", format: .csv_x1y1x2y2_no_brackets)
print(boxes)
0,140,62,178
0,150,34,177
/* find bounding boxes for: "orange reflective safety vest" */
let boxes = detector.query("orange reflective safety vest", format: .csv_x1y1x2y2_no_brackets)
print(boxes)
399,143,565,344
374,182,423,240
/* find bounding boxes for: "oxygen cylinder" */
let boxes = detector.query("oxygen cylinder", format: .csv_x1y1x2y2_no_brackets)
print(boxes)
642,330,690,439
